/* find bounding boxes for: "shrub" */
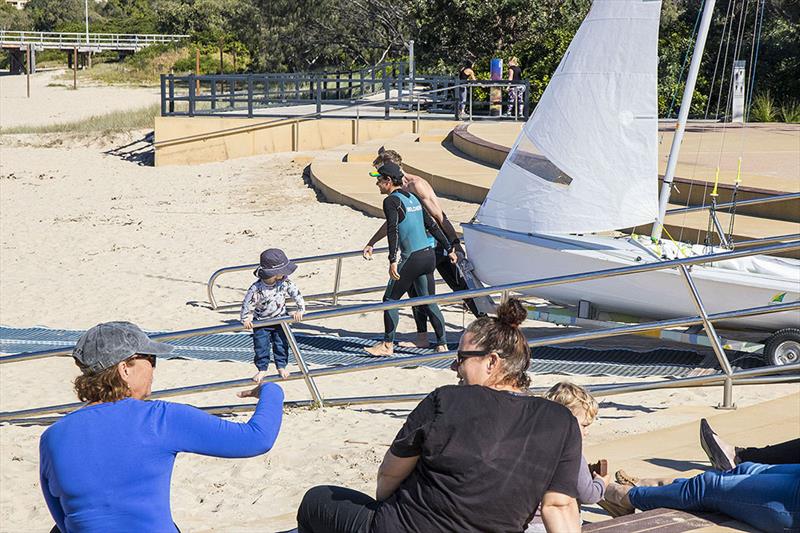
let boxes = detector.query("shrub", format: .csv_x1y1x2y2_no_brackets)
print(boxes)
749,91,777,122
780,100,800,123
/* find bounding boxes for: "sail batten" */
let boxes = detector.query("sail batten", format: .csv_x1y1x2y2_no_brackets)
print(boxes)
477,0,662,235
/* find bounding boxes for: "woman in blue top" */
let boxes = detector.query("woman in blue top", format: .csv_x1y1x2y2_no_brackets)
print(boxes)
364,162,457,356
39,321,284,533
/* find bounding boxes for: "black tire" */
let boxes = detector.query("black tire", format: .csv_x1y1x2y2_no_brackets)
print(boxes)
763,328,800,366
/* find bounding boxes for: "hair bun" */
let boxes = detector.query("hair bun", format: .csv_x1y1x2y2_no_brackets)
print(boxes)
496,298,526,328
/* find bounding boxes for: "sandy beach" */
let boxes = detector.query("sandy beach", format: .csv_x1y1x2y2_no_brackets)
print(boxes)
1,72,798,532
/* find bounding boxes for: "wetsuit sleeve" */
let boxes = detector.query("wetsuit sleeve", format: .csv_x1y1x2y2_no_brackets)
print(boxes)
285,279,305,313
160,383,284,457
240,282,258,322
422,207,451,252
383,195,403,263
439,215,464,254
38,443,66,533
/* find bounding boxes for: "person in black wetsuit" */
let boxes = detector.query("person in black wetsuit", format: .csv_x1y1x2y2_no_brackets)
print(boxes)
364,149,485,349
364,162,457,357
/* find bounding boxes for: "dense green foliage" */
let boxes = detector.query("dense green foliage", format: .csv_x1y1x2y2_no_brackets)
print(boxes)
2,0,797,117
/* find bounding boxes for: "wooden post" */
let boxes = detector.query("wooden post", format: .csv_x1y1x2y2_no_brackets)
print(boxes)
26,44,31,98
195,48,200,93
73,47,77,90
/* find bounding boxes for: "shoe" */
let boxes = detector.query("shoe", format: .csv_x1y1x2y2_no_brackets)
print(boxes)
614,469,639,487
700,418,735,471
597,499,634,518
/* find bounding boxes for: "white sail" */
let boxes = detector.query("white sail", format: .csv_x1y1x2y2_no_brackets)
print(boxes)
476,0,661,234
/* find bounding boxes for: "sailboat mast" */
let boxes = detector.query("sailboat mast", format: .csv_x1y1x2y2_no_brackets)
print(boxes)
652,0,717,241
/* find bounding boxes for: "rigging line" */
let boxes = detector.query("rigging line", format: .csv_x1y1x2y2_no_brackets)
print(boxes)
705,0,735,119
714,0,739,120
745,0,766,119
667,1,705,121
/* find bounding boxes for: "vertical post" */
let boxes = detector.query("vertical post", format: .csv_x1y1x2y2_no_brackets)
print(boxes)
188,74,195,117
218,39,224,74
233,50,237,72
84,0,89,44
168,73,175,113
315,75,322,116
72,46,77,90
247,76,253,118
469,85,473,121
719,377,736,410
332,257,343,306
678,265,733,377
160,74,166,115
383,75,390,119
210,79,217,110
280,322,323,408
292,119,298,151
195,48,200,94
228,76,235,110
408,39,415,98
355,104,360,144
26,44,31,98
416,99,420,134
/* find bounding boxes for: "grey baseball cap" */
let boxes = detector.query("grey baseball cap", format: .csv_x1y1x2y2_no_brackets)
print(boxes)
73,321,174,373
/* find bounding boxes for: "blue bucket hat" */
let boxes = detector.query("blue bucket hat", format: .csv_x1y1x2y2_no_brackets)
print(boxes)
255,248,298,279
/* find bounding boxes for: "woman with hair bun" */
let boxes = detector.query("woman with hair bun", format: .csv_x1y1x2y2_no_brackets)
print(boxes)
297,298,583,532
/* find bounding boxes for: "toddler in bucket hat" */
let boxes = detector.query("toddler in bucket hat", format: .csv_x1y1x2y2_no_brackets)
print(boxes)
74,321,173,374
241,248,306,382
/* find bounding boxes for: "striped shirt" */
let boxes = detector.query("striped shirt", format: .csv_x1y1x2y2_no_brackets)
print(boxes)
240,278,305,322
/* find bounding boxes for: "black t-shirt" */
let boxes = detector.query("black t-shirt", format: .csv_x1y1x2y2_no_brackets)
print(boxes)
509,65,522,81
373,385,582,533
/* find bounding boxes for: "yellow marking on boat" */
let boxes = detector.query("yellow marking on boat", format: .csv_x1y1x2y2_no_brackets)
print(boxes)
710,167,720,197
735,157,742,185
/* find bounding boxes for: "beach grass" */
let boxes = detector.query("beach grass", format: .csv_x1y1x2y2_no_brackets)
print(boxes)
0,104,160,134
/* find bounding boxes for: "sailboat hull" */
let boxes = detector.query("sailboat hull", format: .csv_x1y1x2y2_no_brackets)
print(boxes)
463,223,800,332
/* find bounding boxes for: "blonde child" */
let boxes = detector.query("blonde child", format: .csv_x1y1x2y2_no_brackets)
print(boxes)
241,248,305,381
527,382,610,531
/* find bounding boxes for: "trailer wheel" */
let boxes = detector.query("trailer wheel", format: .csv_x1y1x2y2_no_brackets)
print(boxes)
763,328,800,366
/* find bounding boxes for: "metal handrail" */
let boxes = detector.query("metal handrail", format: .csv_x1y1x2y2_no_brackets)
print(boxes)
3,239,797,366
155,80,521,148
2,303,797,421
207,247,388,309
666,192,800,215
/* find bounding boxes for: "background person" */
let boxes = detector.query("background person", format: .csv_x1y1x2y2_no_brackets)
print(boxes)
39,321,284,533
297,299,583,532
457,60,476,119
507,56,524,117
364,161,456,356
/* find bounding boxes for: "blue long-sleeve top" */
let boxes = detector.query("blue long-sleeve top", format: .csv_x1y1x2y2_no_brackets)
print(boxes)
39,383,284,533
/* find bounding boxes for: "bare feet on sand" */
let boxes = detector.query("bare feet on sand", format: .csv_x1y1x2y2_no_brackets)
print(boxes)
365,342,394,356
252,370,269,383
398,333,431,349
277,367,290,379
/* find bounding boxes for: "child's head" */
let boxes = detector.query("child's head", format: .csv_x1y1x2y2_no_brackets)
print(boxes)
255,248,297,283
545,381,598,437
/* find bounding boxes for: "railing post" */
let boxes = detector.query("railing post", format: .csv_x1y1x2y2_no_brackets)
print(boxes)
315,75,322,116
247,75,254,118
168,73,175,114
188,74,196,116
160,74,166,116
228,76,235,110
719,376,736,410
332,257,343,306
469,84,473,121
210,79,217,110
416,99,420,134
523,80,531,119
355,104,360,144
280,322,324,408
383,75,390,119
678,265,734,377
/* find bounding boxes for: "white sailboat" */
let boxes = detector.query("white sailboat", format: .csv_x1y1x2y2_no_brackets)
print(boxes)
462,0,800,361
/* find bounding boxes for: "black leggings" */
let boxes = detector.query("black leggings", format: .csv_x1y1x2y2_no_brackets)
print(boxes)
383,247,447,346
738,438,800,465
410,247,482,334
297,485,379,533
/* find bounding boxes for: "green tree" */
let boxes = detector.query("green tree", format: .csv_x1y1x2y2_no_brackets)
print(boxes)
26,0,83,32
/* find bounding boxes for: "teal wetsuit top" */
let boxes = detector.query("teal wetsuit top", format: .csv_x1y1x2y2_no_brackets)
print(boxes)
385,190,446,262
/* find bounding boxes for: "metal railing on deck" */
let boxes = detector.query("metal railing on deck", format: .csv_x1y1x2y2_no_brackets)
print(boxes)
0,31,188,51
1,240,798,423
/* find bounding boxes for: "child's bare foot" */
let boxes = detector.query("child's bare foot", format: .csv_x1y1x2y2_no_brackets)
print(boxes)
398,333,431,349
252,370,269,383
277,367,290,379
434,344,449,353
365,342,394,356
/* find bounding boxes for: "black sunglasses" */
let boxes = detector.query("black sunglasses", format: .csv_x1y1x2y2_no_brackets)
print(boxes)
130,354,156,368
455,349,490,365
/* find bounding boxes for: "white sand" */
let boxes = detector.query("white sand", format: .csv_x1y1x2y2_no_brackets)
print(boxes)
1,78,798,532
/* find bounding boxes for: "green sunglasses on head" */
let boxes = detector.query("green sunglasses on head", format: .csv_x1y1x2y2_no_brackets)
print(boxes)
369,171,383,178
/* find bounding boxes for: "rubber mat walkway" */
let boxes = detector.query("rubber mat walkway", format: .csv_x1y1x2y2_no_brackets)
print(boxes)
0,326,762,377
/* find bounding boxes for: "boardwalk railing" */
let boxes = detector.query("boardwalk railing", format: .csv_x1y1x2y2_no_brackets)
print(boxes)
160,70,530,119
0,31,188,51
1,240,797,422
